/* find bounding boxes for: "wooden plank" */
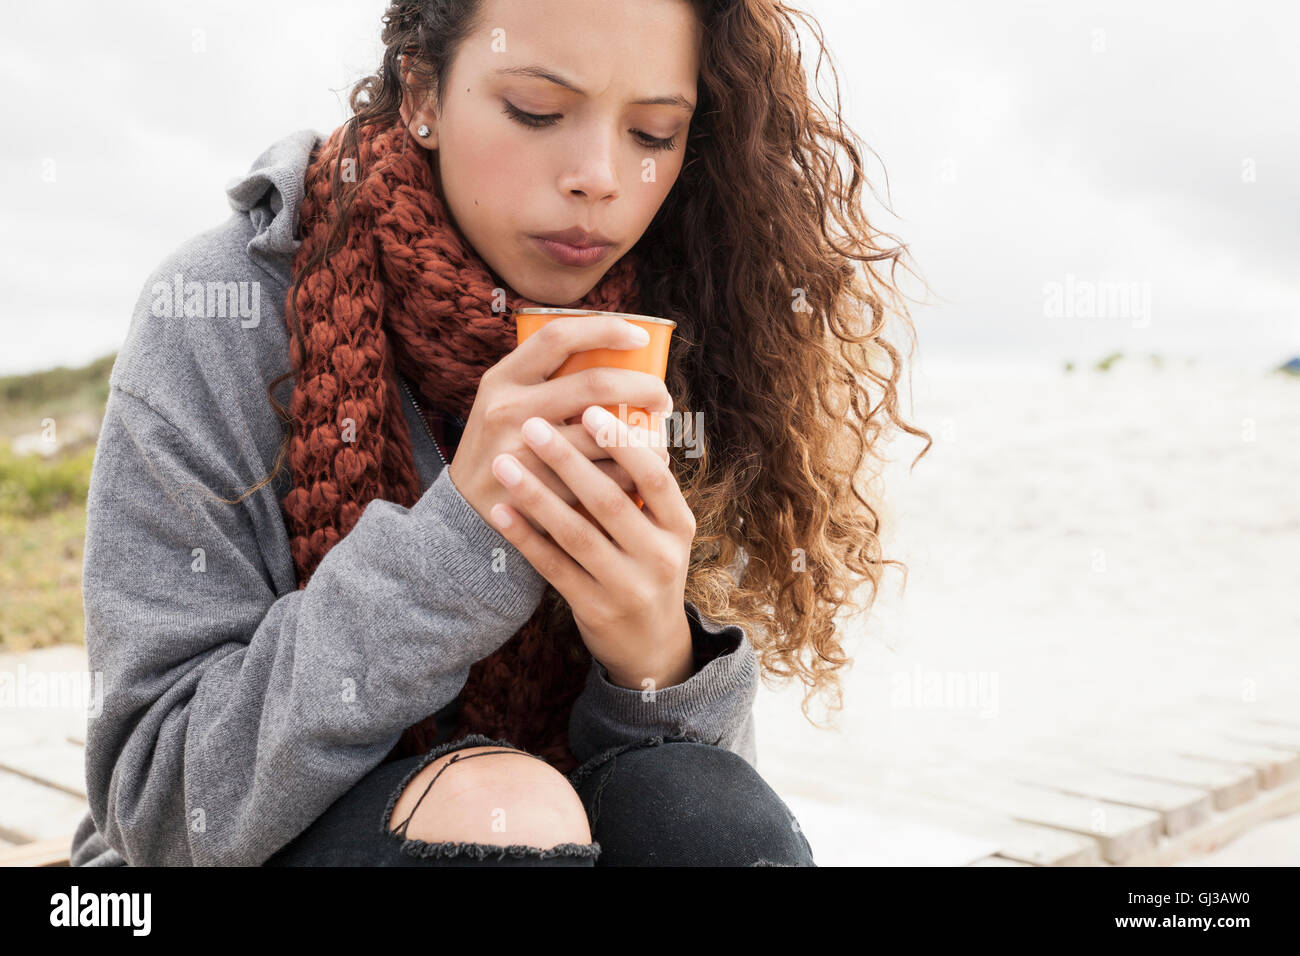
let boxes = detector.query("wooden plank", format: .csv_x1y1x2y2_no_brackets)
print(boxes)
0,651,92,751
1124,721,1300,789
1040,733,1259,810
0,648,93,858
1248,714,1300,732
968,856,1034,866
0,835,72,867
781,792,1000,866
862,779,1106,866
981,754,1214,837
1185,693,1300,728
0,646,90,672
1215,720,1300,754
1114,773,1300,866
1135,703,1300,775
0,769,89,843
0,704,86,751
1151,735,1299,780
0,742,87,799
872,766,1161,864
770,764,1103,865
982,822,1104,867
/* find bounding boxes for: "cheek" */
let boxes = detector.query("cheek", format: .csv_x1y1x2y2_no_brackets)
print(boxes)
635,157,681,216
443,109,529,220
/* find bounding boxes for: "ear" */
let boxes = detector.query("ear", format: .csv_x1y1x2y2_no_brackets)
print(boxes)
398,57,439,149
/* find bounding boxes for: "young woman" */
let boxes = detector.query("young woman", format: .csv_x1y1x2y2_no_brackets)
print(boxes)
71,0,928,867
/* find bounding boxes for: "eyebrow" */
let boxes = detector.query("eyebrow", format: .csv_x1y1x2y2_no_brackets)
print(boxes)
491,64,696,113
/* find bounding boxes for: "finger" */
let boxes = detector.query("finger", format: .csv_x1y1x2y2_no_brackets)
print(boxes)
520,415,651,556
490,449,628,584
507,453,635,516
507,448,574,506
555,422,667,465
529,457,636,501
533,367,673,428
486,502,601,608
582,405,692,537
504,314,652,383
593,459,641,494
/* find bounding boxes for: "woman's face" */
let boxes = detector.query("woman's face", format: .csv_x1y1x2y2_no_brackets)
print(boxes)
402,0,701,307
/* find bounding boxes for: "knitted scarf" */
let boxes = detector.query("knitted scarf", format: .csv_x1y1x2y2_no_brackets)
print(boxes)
281,118,642,773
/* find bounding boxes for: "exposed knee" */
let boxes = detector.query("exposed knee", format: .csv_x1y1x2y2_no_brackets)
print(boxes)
387,746,592,849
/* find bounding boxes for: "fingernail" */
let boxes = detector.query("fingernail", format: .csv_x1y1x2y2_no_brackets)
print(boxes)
522,417,551,445
585,405,615,428
494,455,523,486
627,325,650,344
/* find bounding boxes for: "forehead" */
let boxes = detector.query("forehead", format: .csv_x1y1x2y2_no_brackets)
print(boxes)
458,0,702,94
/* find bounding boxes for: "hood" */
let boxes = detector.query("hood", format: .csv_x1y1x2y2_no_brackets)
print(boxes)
224,128,324,282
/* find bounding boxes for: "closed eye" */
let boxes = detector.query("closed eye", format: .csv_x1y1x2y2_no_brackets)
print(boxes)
502,100,679,152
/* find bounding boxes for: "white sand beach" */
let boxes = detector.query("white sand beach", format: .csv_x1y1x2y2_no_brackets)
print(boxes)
754,356,1300,865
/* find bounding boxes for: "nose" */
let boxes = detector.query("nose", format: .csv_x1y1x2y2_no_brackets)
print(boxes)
560,126,620,201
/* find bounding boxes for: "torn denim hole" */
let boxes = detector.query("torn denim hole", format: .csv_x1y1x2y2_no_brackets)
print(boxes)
378,732,601,862
564,732,705,827
397,837,601,863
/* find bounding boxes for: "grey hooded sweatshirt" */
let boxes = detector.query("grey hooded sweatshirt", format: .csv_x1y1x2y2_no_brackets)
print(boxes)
69,129,759,867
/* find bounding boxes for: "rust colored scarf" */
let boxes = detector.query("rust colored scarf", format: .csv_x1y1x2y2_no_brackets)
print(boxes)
281,118,641,772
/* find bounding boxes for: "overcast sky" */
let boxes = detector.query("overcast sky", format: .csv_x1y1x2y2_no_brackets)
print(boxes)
2,0,1296,375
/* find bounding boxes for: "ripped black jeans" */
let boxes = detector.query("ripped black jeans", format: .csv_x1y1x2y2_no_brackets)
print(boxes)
264,732,816,867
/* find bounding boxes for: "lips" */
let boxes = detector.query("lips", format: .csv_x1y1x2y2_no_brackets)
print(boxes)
531,228,615,268
533,226,614,247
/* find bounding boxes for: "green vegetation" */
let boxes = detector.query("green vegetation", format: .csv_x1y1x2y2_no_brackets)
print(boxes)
0,441,96,517
0,353,114,440
0,352,115,651
1094,351,1124,372
0,506,87,651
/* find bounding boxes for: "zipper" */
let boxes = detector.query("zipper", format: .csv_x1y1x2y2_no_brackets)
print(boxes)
399,375,448,470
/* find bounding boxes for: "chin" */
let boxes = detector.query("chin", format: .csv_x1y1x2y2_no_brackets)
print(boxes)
513,272,595,308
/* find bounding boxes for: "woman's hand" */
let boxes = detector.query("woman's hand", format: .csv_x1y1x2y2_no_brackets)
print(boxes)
446,314,674,535
485,404,697,691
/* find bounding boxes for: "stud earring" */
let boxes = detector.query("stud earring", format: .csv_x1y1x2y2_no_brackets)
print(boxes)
416,124,430,138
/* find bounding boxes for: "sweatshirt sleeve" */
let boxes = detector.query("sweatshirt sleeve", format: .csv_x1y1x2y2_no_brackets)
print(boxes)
82,384,546,867
567,599,761,769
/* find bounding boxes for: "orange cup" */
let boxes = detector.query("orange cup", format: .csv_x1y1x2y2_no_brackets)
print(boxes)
514,307,676,521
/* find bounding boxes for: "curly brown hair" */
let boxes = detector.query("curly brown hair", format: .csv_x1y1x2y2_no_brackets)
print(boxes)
249,0,932,732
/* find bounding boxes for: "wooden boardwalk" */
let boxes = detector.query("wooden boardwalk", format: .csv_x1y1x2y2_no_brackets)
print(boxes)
2,645,1299,866
0,646,93,864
